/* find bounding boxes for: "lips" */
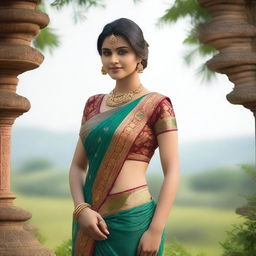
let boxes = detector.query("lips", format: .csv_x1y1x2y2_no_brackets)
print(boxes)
110,67,122,70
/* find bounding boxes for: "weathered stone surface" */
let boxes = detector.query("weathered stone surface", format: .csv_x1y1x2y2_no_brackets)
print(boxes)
0,0,55,255
198,0,256,112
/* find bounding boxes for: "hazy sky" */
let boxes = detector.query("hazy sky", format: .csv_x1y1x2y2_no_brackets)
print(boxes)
15,0,254,144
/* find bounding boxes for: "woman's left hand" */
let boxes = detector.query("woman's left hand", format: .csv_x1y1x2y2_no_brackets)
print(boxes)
137,228,162,256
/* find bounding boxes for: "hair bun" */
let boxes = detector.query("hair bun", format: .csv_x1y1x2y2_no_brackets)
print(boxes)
97,18,149,69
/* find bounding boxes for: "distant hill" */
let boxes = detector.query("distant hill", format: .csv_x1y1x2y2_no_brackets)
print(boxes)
11,164,254,210
11,126,254,175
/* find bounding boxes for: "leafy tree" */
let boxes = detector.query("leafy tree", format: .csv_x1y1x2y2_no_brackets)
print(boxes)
55,238,72,256
188,167,255,194
33,0,216,82
219,164,256,256
164,239,206,256
155,0,217,83
19,158,53,172
34,0,138,54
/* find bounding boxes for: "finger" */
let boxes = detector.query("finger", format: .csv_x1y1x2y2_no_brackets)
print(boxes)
85,228,98,241
143,251,150,256
97,215,109,232
137,243,141,256
85,225,102,241
141,251,146,256
98,219,110,235
92,224,108,240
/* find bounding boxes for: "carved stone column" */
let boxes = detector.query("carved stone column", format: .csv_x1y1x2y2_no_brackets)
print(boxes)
197,0,256,113
197,0,256,218
0,0,55,255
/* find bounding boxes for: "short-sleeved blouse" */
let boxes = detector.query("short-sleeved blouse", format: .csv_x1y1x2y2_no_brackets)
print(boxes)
80,93,178,163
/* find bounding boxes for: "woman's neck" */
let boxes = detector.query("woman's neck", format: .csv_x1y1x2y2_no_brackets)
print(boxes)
114,73,142,94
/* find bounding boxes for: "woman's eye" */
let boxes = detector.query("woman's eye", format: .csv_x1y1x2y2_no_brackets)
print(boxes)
119,50,127,55
103,52,111,56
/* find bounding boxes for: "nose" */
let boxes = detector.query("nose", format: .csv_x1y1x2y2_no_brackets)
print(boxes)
110,53,119,64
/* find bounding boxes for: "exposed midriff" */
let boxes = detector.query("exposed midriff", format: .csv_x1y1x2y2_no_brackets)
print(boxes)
99,92,151,195
108,160,149,195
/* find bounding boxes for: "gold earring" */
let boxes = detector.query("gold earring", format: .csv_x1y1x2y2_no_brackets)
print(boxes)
101,66,107,75
137,62,143,73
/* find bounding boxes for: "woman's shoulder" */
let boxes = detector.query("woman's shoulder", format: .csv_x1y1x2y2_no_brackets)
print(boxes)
86,93,105,103
150,91,172,103
83,93,105,111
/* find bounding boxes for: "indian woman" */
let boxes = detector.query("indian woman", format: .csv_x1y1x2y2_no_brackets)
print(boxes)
69,17,180,256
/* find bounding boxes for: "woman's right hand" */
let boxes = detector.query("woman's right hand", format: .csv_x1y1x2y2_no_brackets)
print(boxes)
77,207,110,240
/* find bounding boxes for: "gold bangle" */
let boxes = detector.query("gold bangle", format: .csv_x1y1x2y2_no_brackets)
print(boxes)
73,202,91,221
74,203,90,214
73,202,91,216
74,205,91,221
75,205,89,218
74,202,91,213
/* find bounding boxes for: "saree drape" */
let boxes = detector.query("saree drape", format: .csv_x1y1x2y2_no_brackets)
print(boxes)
72,92,167,256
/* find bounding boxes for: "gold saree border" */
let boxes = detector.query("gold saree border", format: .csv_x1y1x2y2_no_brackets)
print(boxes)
74,92,166,256
98,185,152,217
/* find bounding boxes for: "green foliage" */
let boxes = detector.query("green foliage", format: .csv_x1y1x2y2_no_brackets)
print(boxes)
34,0,142,54
164,239,206,256
33,27,60,55
54,238,72,256
53,238,209,256
50,0,105,24
19,158,53,173
31,225,47,245
219,219,256,256
188,166,255,194
34,1,61,55
238,163,256,214
33,0,217,84
156,0,218,83
219,164,256,256
19,158,54,173
34,0,105,54
157,0,210,24
12,169,70,197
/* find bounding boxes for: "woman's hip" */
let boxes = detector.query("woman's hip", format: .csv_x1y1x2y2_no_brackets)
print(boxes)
98,184,154,218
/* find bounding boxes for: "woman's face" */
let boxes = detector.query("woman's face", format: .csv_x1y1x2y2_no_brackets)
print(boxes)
101,35,141,80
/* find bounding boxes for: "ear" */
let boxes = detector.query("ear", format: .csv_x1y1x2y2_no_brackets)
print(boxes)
136,55,142,63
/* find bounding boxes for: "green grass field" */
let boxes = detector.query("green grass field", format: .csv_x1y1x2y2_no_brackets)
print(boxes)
166,206,243,256
14,193,243,256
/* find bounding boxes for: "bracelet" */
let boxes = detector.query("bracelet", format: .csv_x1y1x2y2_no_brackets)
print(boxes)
73,202,91,221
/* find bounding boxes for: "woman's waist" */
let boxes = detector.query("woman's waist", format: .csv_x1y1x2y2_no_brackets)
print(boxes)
108,160,148,193
98,185,153,217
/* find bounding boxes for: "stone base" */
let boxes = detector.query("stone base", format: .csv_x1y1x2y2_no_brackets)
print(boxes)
0,204,55,256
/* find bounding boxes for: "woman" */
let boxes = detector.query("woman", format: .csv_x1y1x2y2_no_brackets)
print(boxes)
69,18,180,256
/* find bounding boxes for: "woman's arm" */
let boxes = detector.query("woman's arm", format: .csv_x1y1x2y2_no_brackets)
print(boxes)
69,137,88,208
137,130,180,255
69,137,110,240
148,130,180,233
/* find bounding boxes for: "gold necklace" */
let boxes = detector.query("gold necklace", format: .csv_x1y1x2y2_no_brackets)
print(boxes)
106,84,144,107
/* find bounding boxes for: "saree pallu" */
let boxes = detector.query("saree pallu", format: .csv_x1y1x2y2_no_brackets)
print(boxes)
72,92,167,256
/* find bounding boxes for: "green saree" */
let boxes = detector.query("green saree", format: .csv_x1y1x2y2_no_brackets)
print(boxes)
72,92,167,256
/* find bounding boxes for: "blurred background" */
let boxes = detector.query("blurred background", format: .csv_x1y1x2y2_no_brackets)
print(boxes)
11,0,254,255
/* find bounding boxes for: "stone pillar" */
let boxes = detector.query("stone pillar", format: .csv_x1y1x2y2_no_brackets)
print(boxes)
0,0,55,255
197,0,256,113
197,0,256,218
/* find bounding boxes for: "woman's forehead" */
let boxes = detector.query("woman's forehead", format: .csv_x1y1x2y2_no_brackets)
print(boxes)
102,35,129,49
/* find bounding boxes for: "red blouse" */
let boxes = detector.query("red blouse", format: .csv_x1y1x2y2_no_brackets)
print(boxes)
81,94,178,163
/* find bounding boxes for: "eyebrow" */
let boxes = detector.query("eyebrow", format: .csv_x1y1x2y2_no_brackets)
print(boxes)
102,46,129,50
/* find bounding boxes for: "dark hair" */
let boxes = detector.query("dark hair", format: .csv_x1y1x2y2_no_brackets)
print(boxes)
97,18,149,69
